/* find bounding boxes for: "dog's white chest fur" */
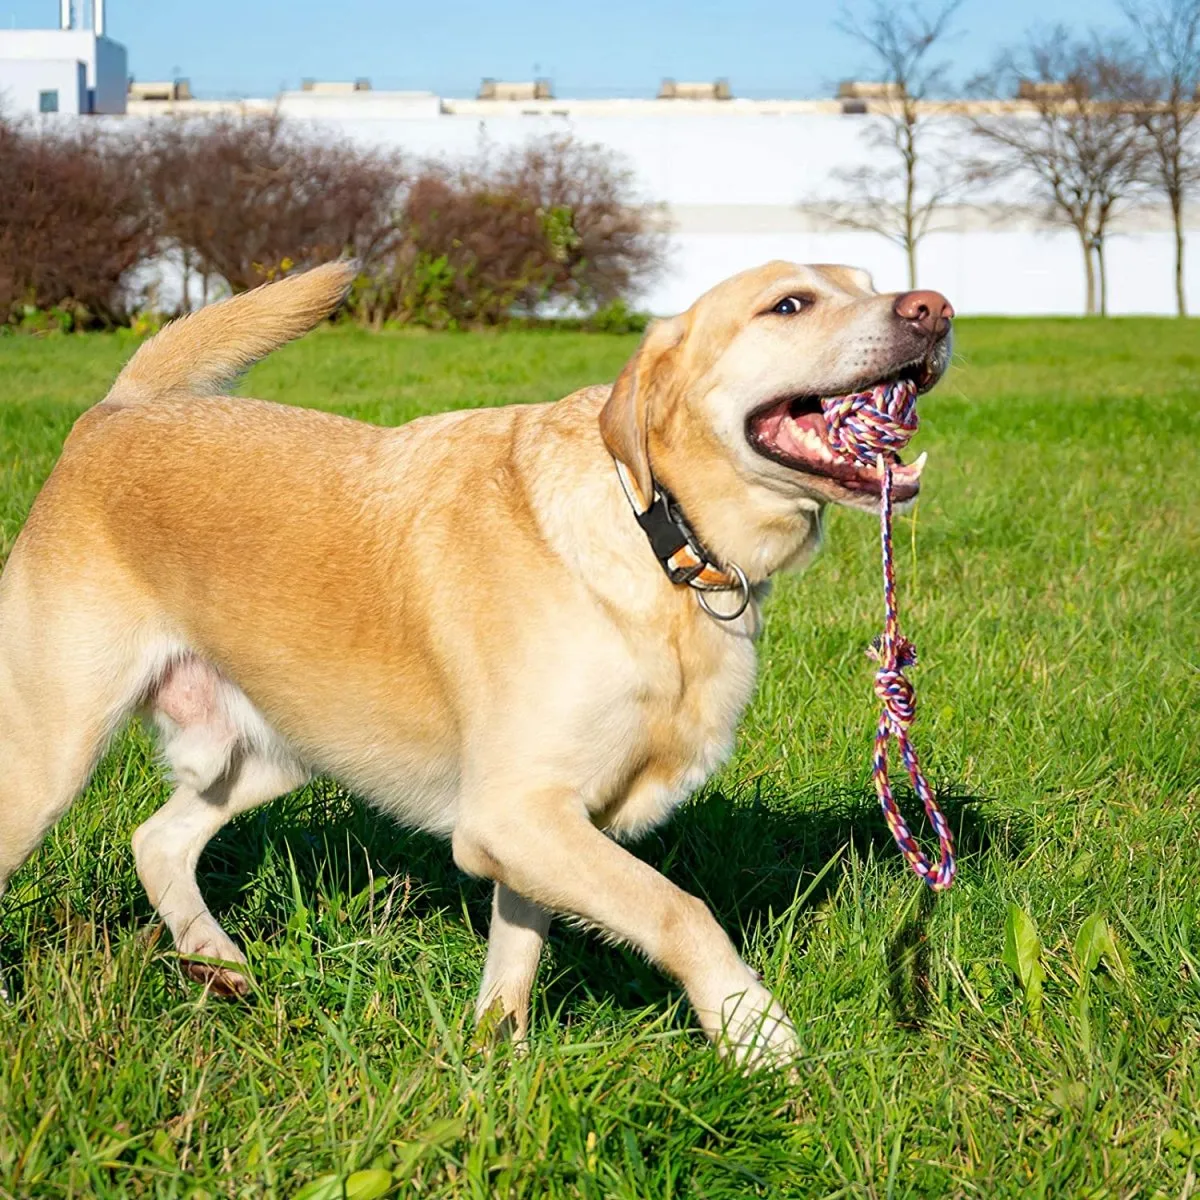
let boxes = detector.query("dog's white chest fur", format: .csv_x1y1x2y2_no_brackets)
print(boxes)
582,615,760,840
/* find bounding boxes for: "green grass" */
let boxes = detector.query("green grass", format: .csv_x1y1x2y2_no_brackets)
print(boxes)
1,319,1198,1198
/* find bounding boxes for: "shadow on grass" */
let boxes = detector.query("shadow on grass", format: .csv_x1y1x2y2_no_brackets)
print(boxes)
191,775,1021,1026
2,764,1024,1030
887,886,937,1030
538,782,1021,1023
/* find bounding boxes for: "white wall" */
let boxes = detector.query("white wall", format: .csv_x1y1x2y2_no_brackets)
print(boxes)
0,57,85,115
0,29,126,114
656,229,1200,317
110,100,1198,316
266,106,1197,315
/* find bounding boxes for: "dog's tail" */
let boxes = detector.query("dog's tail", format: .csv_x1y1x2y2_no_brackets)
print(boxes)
105,261,357,406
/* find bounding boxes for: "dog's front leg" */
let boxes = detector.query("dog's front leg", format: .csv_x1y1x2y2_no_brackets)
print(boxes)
453,791,798,1070
474,883,551,1044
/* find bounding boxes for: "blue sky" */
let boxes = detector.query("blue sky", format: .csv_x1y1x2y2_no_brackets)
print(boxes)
3,0,1125,99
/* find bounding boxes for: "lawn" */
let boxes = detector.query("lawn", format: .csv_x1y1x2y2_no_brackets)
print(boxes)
0,318,1197,1199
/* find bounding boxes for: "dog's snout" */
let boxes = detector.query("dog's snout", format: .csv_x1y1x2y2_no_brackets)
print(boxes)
893,290,954,338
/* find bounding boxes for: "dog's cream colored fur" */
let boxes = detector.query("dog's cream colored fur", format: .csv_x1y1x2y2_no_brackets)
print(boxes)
0,260,950,1066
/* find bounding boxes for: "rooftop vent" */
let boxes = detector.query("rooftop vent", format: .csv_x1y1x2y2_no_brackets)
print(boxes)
478,79,554,101
837,80,906,101
658,79,732,100
1016,79,1081,101
300,79,372,94
59,0,104,34
128,79,192,102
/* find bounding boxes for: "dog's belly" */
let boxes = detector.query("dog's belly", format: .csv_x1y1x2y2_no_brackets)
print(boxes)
149,650,463,833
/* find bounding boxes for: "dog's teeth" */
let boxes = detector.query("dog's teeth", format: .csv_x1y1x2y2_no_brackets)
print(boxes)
784,415,832,460
911,450,928,475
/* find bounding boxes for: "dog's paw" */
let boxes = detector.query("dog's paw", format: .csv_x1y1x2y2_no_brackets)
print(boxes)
699,975,800,1071
470,996,531,1058
183,955,251,998
178,925,251,998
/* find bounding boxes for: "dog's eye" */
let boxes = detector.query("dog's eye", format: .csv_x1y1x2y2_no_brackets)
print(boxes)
770,295,812,316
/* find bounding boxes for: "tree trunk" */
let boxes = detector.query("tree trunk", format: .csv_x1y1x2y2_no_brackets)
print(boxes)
904,118,917,290
1079,229,1096,316
1096,240,1108,318
1172,193,1187,318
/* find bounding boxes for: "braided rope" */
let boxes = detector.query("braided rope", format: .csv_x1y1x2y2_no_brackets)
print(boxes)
824,380,956,891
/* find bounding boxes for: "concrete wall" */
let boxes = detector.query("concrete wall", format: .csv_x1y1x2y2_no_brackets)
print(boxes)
282,106,1199,316
656,229,1200,317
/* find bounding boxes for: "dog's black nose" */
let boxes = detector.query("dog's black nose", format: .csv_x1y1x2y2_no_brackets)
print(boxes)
894,290,954,338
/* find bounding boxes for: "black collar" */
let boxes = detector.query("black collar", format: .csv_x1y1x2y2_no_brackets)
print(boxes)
612,458,753,622
612,459,741,592
632,482,715,586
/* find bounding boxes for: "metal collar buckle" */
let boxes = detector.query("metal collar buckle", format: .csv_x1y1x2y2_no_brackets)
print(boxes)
693,563,751,622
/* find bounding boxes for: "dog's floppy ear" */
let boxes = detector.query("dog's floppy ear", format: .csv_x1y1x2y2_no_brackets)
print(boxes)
599,317,684,507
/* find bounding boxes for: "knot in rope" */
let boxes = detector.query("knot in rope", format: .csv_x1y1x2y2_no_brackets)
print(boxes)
868,632,917,670
869,634,918,727
821,380,956,893
872,664,916,728
824,377,919,467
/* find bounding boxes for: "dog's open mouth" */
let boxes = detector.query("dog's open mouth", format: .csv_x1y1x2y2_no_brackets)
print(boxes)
746,366,932,502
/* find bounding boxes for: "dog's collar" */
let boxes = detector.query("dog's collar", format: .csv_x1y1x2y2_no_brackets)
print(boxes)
613,459,751,621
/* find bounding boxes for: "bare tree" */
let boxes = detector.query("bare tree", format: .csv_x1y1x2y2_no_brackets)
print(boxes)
1121,0,1200,315
823,1,963,289
969,32,1149,315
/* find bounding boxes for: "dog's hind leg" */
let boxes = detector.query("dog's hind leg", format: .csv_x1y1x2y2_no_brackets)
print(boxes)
0,552,155,899
134,661,309,995
474,883,551,1043
132,756,308,996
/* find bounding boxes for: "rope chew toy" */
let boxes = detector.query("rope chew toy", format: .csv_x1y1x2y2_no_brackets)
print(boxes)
823,378,956,891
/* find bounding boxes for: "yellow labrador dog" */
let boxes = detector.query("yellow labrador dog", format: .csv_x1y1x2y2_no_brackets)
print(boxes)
0,261,952,1068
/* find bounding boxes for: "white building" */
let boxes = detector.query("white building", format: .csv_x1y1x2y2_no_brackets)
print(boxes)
0,1,126,116
123,86,1198,317
0,0,1193,315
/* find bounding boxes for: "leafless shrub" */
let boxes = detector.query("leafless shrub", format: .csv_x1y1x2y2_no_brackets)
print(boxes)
351,135,665,328
0,112,660,331
0,118,156,328
492,136,666,310
142,111,405,300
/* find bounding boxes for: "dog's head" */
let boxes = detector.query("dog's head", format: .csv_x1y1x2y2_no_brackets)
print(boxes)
600,261,954,580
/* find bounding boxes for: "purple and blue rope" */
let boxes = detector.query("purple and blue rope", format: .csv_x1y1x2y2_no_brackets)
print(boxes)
824,380,956,892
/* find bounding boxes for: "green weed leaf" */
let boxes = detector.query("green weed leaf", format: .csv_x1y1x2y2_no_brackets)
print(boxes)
290,1177,343,1200
1074,913,1130,983
290,1172,392,1200
1075,913,1109,974
343,1170,394,1199
1003,903,1045,1026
